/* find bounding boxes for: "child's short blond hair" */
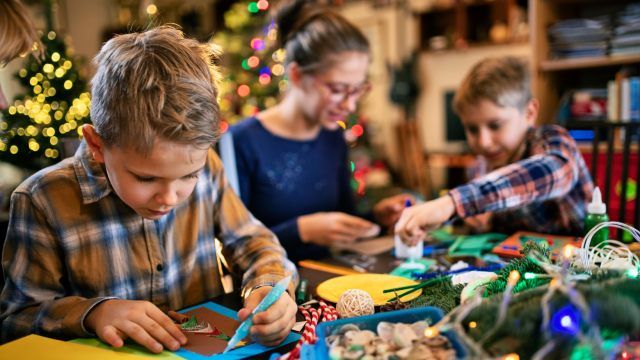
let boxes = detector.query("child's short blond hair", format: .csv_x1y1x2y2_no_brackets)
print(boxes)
91,25,221,155
0,0,43,65
453,56,531,115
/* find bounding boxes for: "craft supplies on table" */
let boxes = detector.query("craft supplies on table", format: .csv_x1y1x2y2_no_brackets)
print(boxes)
335,289,375,318
301,307,467,359
491,231,582,259
298,259,364,276
447,233,508,258
333,253,377,272
0,335,160,359
389,258,436,279
296,278,309,304
70,300,300,359
315,274,422,305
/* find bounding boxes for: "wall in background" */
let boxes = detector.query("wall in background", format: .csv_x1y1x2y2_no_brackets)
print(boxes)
417,43,531,153
416,43,530,191
338,1,419,169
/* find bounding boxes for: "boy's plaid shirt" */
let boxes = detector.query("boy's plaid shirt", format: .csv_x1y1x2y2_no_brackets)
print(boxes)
0,142,296,342
449,125,594,235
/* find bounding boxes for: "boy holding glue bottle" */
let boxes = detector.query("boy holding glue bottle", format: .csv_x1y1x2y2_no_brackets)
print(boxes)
395,56,593,246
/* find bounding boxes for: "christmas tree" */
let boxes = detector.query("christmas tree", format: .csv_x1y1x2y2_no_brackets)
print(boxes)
212,0,284,131
0,2,90,170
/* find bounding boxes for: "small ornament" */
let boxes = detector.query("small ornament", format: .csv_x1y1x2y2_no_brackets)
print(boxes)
336,289,375,318
179,315,231,341
380,296,408,312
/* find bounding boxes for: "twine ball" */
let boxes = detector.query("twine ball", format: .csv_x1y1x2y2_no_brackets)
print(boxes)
336,289,375,318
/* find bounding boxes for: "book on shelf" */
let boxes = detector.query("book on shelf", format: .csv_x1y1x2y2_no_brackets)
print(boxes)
621,77,631,122
630,77,640,122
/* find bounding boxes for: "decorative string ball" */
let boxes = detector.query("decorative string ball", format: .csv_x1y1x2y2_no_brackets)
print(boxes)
336,289,375,318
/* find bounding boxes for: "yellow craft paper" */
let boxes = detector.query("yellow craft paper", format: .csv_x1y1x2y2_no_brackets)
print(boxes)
0,334,154,359
315,274,422,305
71,338,182,359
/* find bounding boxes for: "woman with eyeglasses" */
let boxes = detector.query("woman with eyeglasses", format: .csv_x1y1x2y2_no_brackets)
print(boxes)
229,0,410,263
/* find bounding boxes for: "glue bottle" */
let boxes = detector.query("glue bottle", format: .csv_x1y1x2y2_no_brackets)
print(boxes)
584,187,609,246
394,199,424,269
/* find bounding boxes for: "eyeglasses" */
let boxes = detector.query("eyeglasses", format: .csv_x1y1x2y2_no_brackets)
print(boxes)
316,79,371,102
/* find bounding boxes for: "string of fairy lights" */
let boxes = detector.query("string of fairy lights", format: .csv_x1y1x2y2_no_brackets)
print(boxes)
414,225,640,359
0,30,91,164
213,0,286,132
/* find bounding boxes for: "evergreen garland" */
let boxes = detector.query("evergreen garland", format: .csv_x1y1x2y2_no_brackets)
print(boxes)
401,240,639,358
482,257,549,296
406,279,463,313
483,241,555,296
463,276,640,359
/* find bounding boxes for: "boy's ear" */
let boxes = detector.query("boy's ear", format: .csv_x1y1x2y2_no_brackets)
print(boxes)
525,99,539,126
81,124,106,163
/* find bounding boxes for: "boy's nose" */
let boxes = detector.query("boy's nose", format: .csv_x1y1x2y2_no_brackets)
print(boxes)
477,128,493,149
155,188,179,207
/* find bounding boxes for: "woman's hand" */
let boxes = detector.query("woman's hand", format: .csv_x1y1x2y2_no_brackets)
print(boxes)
298,212,379,246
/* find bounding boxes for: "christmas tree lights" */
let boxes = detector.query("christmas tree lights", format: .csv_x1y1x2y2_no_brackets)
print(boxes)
0,27,90,170
213,1,282,129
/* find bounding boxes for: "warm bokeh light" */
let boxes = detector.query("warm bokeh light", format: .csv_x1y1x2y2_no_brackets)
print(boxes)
237,84,251,97
146,4,158,15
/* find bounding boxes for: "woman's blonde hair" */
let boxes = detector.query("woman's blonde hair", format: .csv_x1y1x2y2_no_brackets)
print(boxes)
0,0,43,66
91,25,222,155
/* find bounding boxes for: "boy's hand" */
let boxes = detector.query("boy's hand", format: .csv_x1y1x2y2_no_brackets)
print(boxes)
298,212,379,246
238,286,297,347
395,195,455,246
373,194,415,227
84,299,187,354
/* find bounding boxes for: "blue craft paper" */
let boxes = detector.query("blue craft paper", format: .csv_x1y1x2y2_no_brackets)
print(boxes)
174,302,300,359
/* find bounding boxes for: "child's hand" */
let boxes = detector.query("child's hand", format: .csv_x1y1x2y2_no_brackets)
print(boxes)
373,194,415,227
395,195,455,246
84,299,188,354
238,286,297,347
298,212,379,246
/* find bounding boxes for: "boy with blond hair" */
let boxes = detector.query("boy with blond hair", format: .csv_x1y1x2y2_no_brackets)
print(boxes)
396,56,594,244
0,26,298,353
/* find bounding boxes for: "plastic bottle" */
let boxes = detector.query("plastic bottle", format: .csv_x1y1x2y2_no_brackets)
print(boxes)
394,199,425,270
584,187,609,246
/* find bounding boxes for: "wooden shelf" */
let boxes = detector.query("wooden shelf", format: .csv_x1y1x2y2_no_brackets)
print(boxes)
418,0,525,51
531,0,640,124
540,54,640,72
421,39,529,54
